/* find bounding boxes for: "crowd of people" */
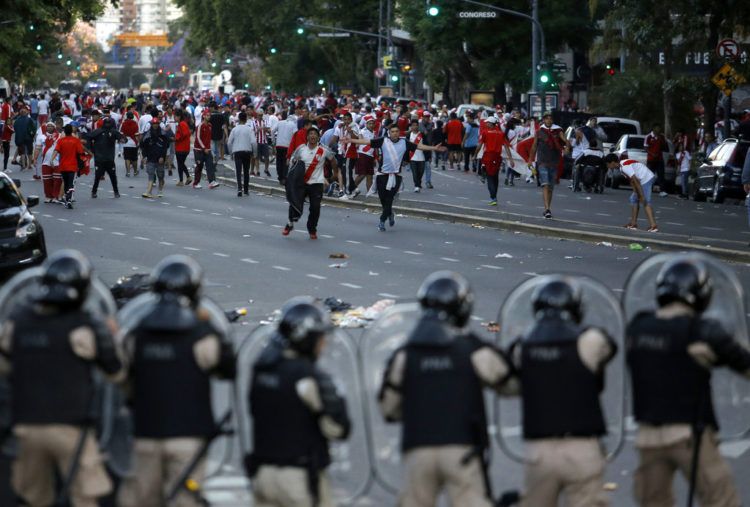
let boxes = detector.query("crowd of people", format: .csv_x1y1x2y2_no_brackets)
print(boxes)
0,87,748,235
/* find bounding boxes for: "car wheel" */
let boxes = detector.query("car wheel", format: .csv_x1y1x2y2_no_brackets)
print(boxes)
711,179,725,204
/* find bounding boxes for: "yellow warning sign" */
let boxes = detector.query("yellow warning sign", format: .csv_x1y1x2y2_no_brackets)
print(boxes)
711,63,746,96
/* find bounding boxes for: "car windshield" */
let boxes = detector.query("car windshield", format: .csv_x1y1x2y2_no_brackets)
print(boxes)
626,137,645,150
0,179,22,210
600,122,638,144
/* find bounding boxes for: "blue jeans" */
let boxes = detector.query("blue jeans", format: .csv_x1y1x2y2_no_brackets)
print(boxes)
630,178,654,205
680,172,689,196
538,166,557,188
211,139,222,159
424,160,432,185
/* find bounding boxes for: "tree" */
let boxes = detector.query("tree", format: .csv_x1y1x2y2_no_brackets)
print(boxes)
0,0,110,82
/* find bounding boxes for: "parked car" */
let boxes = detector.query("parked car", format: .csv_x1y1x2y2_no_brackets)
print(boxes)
692,138,749,203
607,134,676,190
455,104,488,118
0,173,46,277
595,117,641,150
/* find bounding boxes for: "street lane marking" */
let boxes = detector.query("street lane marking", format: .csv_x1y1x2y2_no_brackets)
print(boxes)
112,232,126,236
272,265,291,271
271,224,282,228
241,258,259,264
251,220,264,224
404,250,422,255
213,252,230,258
42,214,53,218
211,212,222,216
666,222,685,226
320,234,334,238
481,265,503,270
192,209,204,212
177,205,187,208
133,236,150,241
373,245,390,250
231,216,243,220
440,257,460,262
379,292,399,298
159,241,174,246
90,227,103,231
307,274,327,280
701,226,723,231
595,213,611,217
73,222,85,226
346,240,361,244
57,218,69,222
562,209,581,213
184,246,200,251
340,282,362,289
523,272,539,276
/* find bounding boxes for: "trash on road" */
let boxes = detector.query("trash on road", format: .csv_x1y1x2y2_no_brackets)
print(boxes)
329,252,349,259
471,223,486,229
323,297,351,312
564,256,583,260
629,243,644,251
484,321,500,333
328,262,348,268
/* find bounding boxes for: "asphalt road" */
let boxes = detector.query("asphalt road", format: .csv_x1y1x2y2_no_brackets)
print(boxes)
9,158,750,505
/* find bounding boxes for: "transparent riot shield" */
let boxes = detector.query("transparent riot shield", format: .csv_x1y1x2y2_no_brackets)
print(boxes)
495,275,626,463
623,252,750,440
103,294,234,480
0,266,116,322
359,303,421,495
234,324,369,503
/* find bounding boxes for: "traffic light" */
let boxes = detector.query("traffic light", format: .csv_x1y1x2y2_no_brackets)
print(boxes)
225,57,231,64
606,64,615,76
296,27,305,35
270,48,277,54
57,53,63,60
426,1,440,16
390,74,399,83
65,59,71,66
35,44,42,51
211,61,217,68
317,79,325,85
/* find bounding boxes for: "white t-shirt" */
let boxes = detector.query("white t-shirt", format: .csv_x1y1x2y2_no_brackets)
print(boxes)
290,143,335,185
357,128,375,157
409,131,425,162
678,151,691,173
138,114,153,134
275,119,297,148
41,135,59,166
264,115,279,142
37,99,49,115
333,122,360,156
620,160,654,184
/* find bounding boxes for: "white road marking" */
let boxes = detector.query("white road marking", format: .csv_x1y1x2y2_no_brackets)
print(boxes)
404,250,422,255
231,216,243,220
42,214,53,218
306,274,327,280
373,245,390,250
213,252,230,258
133,236,150,241
271,224,283,228
192,209,204,212
523,272,539,276
481,265,503,270
595,213,611,217
90,227,103,231
240,258,259,264
701,226,723,231
455,196,469,200
111,232,126,236
211,212,222,216
251,220,264,224
320,234,334,238
340,282,362,289
57,218,69,222
184,246,200,251
666,222,684,226
440,257,460,262
161,202,170,205
159,241,174,246
74,230,82,234
73,222,85,226
562,209,581,213
272,265,291,271
378,292,399,298
346,240,361,244
177,205,187,209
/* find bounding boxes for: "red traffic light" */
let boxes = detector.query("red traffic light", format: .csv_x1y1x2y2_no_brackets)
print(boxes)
158,68,164,74
607,68,615,76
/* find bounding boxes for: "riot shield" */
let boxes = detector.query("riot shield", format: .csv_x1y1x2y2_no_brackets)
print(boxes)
495,275,626,463
0,266,116,322
234,324,369,503
623,252,750,440
103,294,234,480
359,303,422,495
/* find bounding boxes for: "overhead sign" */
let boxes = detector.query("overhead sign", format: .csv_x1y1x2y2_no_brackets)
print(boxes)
317,32,350,38
711,63,747,96
716,38,739,60
114,33,171,48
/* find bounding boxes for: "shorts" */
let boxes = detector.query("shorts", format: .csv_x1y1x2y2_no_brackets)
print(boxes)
355,156,375,175
447,143,462,153
123,147,138,161
538,166,557,188
145,161,165,182
629,178,654,205
257,143,269,158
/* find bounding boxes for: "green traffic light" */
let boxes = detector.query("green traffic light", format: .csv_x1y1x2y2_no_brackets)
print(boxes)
297,27,304,35
225,58,231,64
427,6,440,16
317,79,324,85
390,74,399,82
540,74,550,84
270,48,277,54
57,53,62,59
35,44,42,51
66,59,71,66
211,62,217,68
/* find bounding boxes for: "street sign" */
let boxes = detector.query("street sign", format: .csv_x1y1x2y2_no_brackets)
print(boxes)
527,92,559,116
711,63,747,96
374,67,385,78
381,55,394,69
552,63,568,72
716,38,739,60
317,32,350,38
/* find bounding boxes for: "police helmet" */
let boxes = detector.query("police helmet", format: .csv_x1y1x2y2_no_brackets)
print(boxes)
278,297,331,357
531,277,583,323
151,255,203,304
37,249,92,308
417,271,474,327
656,259,712,312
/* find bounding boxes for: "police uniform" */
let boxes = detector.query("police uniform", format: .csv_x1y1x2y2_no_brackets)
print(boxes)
510,318,615,507
246,298,350,507
380,315,513,507
118,256,236,507
627,304,749,507
0,296,123,507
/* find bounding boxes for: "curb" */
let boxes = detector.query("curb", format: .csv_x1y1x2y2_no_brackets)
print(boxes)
217,173,750,264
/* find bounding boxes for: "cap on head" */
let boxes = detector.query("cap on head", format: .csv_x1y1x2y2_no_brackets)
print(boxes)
656,258,712,312
417,271,474,327
486,116,498,124
531,277,583,323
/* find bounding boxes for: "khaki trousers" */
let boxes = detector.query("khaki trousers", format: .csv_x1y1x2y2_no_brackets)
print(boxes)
12,424,111,507
118,437,206,507
399,445,493,507
253,465,334,507
521,438,609,507
633,431,741,507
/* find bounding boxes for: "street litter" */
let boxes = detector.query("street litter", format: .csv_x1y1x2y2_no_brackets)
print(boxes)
629,243,644,251
329,262,348,268
596,241,613,247
471,223,486,229
329,253,349,259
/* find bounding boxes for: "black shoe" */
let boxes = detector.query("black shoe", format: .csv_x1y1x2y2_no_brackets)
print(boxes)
389,214,395,227
504,179,509,185
91,193,97,198
65,201,73,209
114,192,121,198
244,190,249,195
543,209,552,219
238,191,242,197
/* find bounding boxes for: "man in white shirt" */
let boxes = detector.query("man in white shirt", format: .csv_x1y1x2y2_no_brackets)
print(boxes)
605,154,659,232
329,112,359,195
283,127,337,239
273,113,297,184
227,111,257,197
407,119,427,192
37,97,49,125
344,114,377,199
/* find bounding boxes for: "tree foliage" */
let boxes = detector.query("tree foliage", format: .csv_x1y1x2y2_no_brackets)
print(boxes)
0,0,110,81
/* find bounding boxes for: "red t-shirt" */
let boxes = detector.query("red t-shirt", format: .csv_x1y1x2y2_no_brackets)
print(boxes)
55,136,85,172
194,122,211,150
444,119,464,145
1,123,13,142
644,133,665,162
479,128,509,153
175,121,191,153
120,119,139,144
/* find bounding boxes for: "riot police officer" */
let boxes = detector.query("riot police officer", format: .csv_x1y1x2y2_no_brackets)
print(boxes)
246,297,350,507
626,259,750,506
379,271,514,507
507,277,616,507
0,250,123,507
117,255,236,507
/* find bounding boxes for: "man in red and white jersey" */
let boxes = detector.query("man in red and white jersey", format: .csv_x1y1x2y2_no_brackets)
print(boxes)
604,154,659,232
475,116,515,205
330,112,359,195
253,110,271,177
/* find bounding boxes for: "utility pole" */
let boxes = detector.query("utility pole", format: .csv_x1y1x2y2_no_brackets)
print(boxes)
532,0,539,92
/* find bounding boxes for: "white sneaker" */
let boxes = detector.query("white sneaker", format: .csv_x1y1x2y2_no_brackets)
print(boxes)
340,193,351,200
659,191,668,197
193,184,202,189
209,181,220,189
414,187,421,193
350,189,360,198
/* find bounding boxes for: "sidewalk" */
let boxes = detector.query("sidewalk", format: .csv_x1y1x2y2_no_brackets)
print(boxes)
216,161,750,263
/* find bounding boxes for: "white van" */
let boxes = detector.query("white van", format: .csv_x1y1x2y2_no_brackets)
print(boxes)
595,116,641,150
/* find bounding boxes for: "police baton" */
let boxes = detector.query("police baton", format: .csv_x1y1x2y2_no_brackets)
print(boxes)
686,390,707,507
165,408,234,504
54,425,91,507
